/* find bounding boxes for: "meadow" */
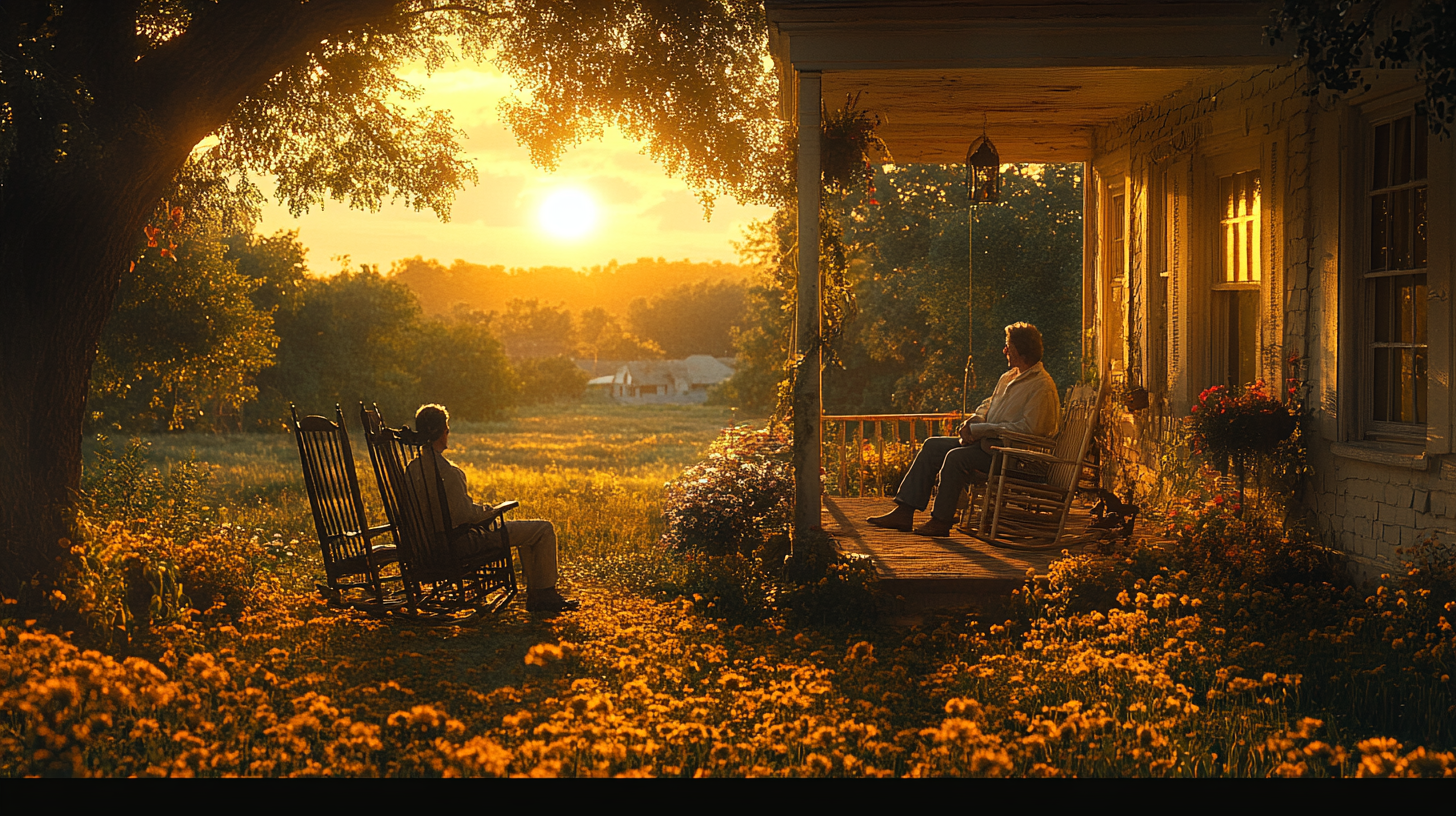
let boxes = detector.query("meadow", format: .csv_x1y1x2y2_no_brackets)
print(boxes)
3,405,1454,776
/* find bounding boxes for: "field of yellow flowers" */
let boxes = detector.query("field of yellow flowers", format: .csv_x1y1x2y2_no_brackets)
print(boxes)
3,406,1454,776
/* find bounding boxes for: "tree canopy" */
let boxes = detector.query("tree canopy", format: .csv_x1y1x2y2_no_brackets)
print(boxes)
0,0,782,585
721,164,1084,416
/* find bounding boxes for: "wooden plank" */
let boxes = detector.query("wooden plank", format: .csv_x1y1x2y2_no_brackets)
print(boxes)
823,497,1067,587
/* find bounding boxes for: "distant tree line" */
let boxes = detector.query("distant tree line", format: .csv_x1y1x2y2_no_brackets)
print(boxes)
90,199,751,433
718,164,1083,415
393,256,750,318
394,259,748,359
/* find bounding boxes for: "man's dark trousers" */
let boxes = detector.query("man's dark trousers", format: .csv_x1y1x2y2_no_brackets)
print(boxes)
893,437,998,522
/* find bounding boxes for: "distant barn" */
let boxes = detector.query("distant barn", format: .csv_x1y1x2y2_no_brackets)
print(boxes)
579,356,735,404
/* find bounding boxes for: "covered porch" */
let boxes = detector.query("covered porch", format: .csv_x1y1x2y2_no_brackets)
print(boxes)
768,0,1284,585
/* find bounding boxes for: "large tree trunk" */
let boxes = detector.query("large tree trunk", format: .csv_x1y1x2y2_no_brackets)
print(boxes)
0,1,406,592
0,148,187,589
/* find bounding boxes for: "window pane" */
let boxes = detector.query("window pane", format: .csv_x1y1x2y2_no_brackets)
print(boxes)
1373,347,1390,421
1246,221,1257,282
1415,275,1428,345
1399,276,1415,344
1415,348,1428,424
1400,348,1415,423
1370,192,1389,271
1393,188,1410,270
1415,113,1427,180
1223,223,1235,282
1394,116,1412,186
1373,122,1391,189
1414,186,1427,269
1221,175,1235,219
1238,291,1258,385
1373,276,1391,342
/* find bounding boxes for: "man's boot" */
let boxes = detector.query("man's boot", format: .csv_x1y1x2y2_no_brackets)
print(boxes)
866,502,914,532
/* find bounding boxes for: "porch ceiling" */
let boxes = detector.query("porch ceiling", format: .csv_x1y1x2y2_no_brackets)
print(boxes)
769,1,1286,164
823,66,1231,164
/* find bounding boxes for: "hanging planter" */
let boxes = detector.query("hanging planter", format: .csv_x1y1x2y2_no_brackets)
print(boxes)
1188,381,1298,461
821,93,888,195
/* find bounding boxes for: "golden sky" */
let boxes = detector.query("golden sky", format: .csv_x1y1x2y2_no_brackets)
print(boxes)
257,62,774,274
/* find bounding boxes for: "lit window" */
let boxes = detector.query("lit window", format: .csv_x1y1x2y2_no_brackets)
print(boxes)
1212,171,1260,388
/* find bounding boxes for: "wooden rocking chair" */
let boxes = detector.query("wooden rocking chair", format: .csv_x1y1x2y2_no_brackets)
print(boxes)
971,384,1107,551
360,404,519,621
957,384,1097,531
290,404,400,608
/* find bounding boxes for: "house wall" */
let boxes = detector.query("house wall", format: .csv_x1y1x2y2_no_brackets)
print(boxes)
1090,65,1456,580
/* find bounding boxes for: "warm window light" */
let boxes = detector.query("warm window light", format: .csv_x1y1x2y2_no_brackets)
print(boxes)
1219,171,1260,283
538,189,598,240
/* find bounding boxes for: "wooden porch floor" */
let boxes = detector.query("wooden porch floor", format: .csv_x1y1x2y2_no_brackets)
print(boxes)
822,496,1072,596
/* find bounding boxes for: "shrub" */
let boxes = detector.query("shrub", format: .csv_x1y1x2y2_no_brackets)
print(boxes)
57,524,286,647
83,436,211,538
662,426,791,557
69,440,286,645
515,355,589,405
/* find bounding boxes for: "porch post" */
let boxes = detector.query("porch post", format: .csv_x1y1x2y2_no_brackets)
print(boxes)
792,70,822,540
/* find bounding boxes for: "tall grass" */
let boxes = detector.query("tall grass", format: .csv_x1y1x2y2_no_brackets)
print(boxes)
3,404,1444,776
81,404,735,593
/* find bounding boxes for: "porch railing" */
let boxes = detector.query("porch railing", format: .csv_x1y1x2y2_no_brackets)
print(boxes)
822,413,964,498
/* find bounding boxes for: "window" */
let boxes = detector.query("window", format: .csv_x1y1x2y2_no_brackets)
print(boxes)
1365,113,1428,433
1106,189,1127,380
1212,170,1260,387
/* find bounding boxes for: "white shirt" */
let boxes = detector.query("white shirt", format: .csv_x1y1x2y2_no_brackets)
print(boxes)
968,361,1060,439
404,449,492,531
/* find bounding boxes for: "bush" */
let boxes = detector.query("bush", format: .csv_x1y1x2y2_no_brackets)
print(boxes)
662,426,791,557
662,430,884,627
83,437,212,539
1011,493,1456,746
515,355,589,405
67,436,286,645
780,539,879,626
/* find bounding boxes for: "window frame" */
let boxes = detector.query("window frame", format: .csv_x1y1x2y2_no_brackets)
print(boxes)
1201,146,1263,393
1358,100,1431,446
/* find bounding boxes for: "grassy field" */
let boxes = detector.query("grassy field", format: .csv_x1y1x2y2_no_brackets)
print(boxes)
84,404,735,590
4,404,1449,776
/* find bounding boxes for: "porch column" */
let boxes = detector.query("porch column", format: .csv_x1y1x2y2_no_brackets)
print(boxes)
792,70,822,538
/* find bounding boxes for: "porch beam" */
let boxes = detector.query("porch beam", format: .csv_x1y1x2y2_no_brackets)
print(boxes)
793,70,823,540
773,20,1282,71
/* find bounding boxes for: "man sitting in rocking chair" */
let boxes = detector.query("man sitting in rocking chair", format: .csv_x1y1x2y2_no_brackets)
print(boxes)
407,404,579,613
867,322,1060,537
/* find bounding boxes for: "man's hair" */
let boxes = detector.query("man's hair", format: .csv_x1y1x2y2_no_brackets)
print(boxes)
1005,323,1044,365
415,403,450,442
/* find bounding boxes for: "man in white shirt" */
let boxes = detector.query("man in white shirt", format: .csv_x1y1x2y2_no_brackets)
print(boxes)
868,322,1060,537
405,404,578,613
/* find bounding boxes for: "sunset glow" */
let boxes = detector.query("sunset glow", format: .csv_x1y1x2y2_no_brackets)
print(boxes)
538,188,599,240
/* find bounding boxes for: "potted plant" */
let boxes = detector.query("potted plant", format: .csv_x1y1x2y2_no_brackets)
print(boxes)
1188,380,1298,495
821,93,887,195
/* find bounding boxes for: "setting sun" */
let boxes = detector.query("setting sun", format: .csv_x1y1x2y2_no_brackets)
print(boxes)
538,188,599,240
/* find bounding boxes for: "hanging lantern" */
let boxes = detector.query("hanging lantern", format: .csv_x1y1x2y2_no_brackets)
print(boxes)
966,134,1001,204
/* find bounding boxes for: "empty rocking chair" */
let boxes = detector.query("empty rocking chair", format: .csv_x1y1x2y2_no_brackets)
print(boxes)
291,404,400,609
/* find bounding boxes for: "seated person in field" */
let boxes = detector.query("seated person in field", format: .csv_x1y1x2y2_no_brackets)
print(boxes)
867,322,1059,537
406,404,579,613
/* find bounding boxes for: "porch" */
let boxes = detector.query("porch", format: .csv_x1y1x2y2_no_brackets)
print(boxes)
821,496,1065,597
821,410,1110,601
771,1,1288,562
